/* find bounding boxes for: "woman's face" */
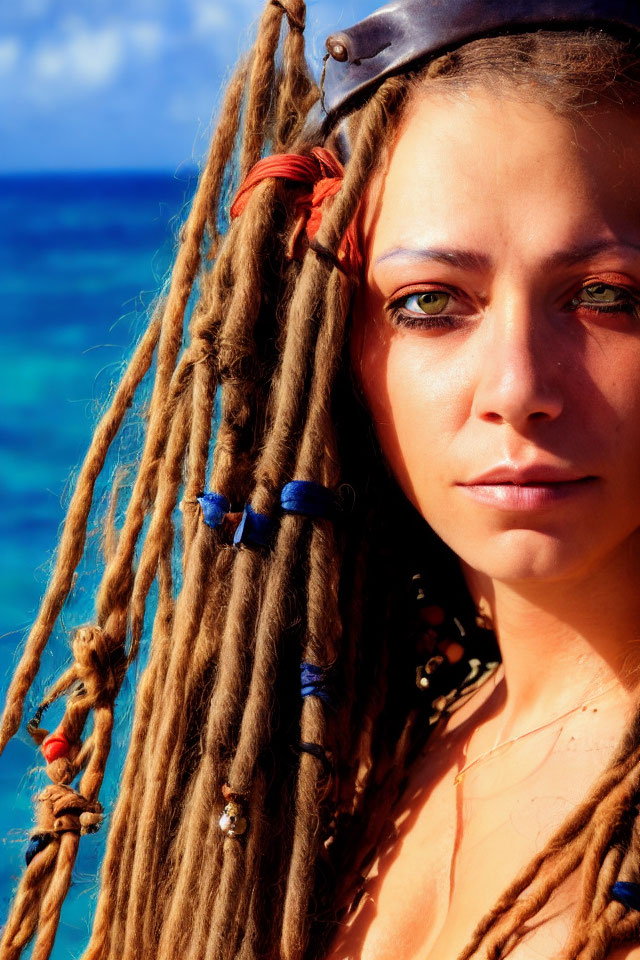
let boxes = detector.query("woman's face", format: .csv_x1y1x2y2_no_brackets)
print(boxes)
353,87,640,585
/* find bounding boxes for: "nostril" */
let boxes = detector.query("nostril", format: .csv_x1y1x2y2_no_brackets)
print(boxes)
482,407,557,425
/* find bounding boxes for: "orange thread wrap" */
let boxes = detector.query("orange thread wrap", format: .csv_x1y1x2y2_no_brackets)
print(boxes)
230,147,361,274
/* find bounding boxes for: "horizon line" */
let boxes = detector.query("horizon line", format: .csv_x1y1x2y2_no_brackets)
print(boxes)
0,165,201,177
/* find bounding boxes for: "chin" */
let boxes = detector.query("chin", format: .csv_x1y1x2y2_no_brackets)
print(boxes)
441,527,602,586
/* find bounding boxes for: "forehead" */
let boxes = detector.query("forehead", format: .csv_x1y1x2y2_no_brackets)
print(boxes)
360,89,640,267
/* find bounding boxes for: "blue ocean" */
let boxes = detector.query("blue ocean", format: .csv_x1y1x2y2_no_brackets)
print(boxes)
0,171,198,957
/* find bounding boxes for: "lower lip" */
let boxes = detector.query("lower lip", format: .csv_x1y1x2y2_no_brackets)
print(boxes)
458,478,597,511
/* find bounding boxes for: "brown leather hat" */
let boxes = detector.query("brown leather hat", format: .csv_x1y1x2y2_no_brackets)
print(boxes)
316,0,640,137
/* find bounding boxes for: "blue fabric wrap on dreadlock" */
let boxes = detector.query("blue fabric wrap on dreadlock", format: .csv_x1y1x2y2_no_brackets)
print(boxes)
233,503,275,549
301,662,334,706
611,881,640,911
281,481,338,520
197,492,230,528
25,833,53,867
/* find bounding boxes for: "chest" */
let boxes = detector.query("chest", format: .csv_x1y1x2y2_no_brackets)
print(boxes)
326,721,620,960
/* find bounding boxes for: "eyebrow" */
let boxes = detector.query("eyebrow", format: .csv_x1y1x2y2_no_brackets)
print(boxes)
374,240,640,272
374,247,490,270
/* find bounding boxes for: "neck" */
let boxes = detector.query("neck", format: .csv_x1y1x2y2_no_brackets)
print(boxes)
462,544,640,734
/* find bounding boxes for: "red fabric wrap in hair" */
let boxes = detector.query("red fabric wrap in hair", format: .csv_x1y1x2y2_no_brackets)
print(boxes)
230,146,362,274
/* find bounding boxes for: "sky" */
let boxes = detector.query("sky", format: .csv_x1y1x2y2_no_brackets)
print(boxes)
0,0,373,171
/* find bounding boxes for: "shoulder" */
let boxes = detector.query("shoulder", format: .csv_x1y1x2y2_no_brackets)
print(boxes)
608,945,640,960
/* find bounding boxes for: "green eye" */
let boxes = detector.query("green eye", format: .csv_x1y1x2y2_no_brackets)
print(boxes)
578,283,622,304
569,282,640,316
406,291,451,314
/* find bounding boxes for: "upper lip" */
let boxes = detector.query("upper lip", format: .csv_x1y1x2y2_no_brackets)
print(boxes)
461,464,595,485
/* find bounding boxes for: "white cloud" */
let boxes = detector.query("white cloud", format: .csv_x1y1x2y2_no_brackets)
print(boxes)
128,21,164,58
192,2,231,34
33,23,124,89
190,0,262,37
31,44,64,81
0,37,19,75
16,0,50,18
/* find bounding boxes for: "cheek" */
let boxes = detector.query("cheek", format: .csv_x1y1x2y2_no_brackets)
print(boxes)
582,333,640,451
356,324,466,504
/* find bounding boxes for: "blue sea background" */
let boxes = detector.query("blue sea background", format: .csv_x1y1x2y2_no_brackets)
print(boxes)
0,169,199,956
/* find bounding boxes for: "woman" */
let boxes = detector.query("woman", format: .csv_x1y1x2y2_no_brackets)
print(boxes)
3,0,640,957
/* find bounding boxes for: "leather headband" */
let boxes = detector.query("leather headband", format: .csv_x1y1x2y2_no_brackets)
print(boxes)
318,0,640,132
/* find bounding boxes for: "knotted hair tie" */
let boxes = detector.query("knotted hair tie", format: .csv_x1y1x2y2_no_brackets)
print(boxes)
233,503,275,549
281,481,339,520
197,492,230,529
25,832,53,867
301,662,334,706
611,881,640,912
296,741,333,776
230,146,362,276
33,783,103,843
198,482,342,549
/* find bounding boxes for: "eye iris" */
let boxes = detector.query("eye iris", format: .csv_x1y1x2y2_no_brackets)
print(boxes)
416,292,449,314
583,283,619,303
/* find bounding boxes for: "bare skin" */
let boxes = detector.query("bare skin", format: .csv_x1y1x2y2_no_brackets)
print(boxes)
332,87,640,958
328,675,636,959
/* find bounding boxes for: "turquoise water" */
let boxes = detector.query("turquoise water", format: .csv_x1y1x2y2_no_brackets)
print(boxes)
0,171,198,956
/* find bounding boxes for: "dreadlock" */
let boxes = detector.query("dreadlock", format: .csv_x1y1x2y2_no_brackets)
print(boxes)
3,4,640,959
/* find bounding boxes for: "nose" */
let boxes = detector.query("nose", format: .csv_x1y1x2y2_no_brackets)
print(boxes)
472,297,564,428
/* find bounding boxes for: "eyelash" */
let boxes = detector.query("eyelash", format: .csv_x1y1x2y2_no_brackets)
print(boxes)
388,289,460,330
388,283,640,330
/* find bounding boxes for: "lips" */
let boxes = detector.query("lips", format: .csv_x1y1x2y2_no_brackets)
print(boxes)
457,465,598,510
462,464,593,486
